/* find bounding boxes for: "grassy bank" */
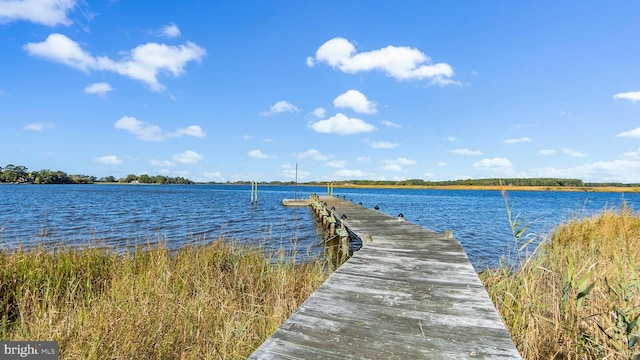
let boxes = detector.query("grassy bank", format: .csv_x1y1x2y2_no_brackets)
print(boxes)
0,240,329,359
481,208,640,359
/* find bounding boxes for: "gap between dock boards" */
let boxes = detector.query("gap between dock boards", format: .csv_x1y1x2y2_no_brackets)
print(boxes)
250,195,522,359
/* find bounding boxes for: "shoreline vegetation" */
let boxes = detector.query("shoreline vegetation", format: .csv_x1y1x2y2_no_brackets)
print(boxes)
481,206,640,359
3,163,640,191
0,240,329,359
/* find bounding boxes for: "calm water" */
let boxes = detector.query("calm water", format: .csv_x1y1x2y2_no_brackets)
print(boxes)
1,184,637,269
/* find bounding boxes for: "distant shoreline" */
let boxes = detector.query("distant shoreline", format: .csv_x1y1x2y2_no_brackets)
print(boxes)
322,184,640,192
4,182,640,192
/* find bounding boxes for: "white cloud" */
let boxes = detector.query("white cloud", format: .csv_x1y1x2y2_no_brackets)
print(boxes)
84,82,112,96
381,120,401,128
562,148,588,158
446,136,458,142
326,160,346,168
333,89,377,114
203,171,224,182
24,33,205,91
504,137,532,144
527,160,640,183
613,91,640,102
539,149,556,155
473,157,513,171
623,149,640,159
451,148,483,156
297,149,328,161
24,122,55,131
312,107,326,119
424,172,436,178
0,0,76,26
437,161,447,166
309,37,455,83
357,156,370,162
309,113,376,135
616,127,640,139
260,100,300,116
160,23,181,38
380,157,416,172
248,149,271,159
114,116,205,141
281,164,310,180
172,150,203,164
172,125,206,138
305,56,314,67
335,169,369,178
93,155,122,165
150,160,176,167
371,141,398,149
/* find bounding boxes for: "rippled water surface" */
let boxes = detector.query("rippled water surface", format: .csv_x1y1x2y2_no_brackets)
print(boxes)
1,184,638,268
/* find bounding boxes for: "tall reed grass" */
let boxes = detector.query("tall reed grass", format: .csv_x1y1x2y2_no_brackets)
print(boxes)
482,205,640,359
0,240,329,359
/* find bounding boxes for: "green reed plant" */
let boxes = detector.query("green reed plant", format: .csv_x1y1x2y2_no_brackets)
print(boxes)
482,198,640,359
0,239,329,359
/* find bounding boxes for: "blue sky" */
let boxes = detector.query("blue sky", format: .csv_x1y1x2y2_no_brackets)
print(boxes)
2,1,640,183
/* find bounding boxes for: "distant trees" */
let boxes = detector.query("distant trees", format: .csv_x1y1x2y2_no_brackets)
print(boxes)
336,178,587,188
0,164,194,185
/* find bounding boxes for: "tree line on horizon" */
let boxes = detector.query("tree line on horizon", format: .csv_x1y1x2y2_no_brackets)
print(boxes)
0,164,194,185
3,164,637,187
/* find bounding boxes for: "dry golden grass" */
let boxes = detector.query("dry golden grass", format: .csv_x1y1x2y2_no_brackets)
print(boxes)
0,240,329,359
482,207,640,359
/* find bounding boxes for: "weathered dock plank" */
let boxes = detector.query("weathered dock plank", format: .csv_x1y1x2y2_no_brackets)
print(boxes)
249,196,521,359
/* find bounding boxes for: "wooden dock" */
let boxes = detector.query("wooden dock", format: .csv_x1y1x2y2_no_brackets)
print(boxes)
250,195,521,359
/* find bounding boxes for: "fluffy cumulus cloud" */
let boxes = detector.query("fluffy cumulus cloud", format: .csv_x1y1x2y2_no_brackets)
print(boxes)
380,157,416,172
172,150,203,164
247,149,271,159
160,23,181,38
562,148,588,158
92,155,122,165
527,160,640,183
613,91,640,102
114,116,206,141
84,82,112,96
260,100,300,116
308,37,455,84
616,127,640,139
281,164,310,180
312,108,326,119
23,122,55,131
451,148,483,156
0,0,76,26
473,157,513,172
24,33,205,91
326,160,347,168
297,149,329,161
503,137,532,144
335,169,370,178
333,90,377,114
308,113,376,135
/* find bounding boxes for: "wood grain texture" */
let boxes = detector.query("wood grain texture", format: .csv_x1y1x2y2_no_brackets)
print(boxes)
249,196,521,359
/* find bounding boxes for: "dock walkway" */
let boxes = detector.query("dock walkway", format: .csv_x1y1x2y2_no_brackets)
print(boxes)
249,196,521,359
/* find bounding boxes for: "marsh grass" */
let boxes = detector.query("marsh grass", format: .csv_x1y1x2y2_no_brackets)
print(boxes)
482,205,640,359
0,239,329,359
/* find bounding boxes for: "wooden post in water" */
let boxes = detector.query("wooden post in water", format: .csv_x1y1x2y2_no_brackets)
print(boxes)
251,181,259,205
